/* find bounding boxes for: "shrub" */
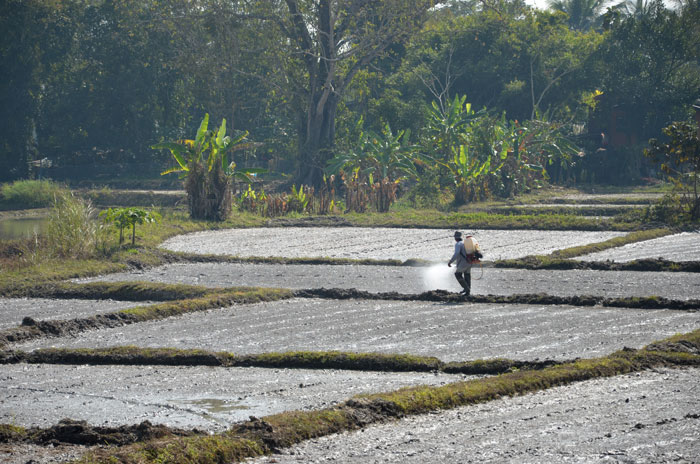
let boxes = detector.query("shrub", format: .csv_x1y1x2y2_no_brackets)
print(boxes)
99,207,161,246
0,180,66,209
45,191,101,259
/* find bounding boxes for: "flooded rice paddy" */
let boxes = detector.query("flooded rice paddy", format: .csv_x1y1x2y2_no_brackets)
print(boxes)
576,231,700,262
160,228,626,261
249,367,700,464
0,363,467,432
79,262,700,300
15,298,698,362
2,225,699,462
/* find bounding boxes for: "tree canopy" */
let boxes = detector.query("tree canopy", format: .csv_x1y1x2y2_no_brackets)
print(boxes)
1,0,698,187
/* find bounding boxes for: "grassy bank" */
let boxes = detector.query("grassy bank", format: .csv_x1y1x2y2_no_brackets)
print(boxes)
70,329,700,463
3,346,558,375
340,209,642,231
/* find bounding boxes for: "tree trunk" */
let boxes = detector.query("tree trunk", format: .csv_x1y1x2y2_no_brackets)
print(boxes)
298,93,338,186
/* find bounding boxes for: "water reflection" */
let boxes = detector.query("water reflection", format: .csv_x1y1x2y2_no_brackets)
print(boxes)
0,217,48,240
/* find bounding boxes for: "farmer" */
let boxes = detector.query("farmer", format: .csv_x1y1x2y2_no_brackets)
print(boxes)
448,231,478,296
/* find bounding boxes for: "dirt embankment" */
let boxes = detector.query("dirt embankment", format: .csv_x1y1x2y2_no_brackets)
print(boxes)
1,418,195,446
293,288,700,310
1,346,560,375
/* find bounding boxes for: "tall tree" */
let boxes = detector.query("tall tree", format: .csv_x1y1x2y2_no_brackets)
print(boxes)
547,0,610,29
242,0,437,185
592,0,700,142
0,0,76,181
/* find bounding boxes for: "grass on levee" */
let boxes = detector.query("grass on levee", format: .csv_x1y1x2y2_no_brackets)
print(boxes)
341,207,642,231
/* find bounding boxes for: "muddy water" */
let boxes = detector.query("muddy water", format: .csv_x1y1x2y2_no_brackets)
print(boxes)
16,299,699,362
160,228,626,261
0,217,48,240
577,231,700,262
0,298,151,330
0,364,468,432
249,367,700,464
78,262,700,300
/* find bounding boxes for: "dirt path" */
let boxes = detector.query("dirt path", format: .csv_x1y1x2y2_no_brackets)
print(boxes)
249,367,700,464
15,299,699,362
78,262,700,300
160,228,625,261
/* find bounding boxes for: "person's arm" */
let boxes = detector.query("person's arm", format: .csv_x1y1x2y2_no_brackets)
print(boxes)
448,242,459,266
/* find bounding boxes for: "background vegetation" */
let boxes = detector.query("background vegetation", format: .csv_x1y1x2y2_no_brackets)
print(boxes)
2,0,698,193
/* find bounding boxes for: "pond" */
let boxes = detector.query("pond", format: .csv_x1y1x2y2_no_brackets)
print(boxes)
0,217,48,240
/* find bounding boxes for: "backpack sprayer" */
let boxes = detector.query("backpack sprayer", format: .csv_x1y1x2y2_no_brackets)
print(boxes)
463,234,485,280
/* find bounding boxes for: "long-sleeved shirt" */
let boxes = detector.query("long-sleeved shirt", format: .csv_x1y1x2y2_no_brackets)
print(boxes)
449,240,471,272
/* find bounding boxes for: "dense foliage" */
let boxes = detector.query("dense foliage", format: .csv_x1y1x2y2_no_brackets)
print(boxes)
1,0,698,196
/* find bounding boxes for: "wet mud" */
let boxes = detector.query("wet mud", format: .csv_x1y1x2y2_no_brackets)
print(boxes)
78,262,700,299
14,298,699,362
0,298,145,330
577,231,700,262
250,367,700,464
0,311,136,348
1,418,194,446
294,287,700,310
2,346,560,376
0,363,467,432
160,227,625,261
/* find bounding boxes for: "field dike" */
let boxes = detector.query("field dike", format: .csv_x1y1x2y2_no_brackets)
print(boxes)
0,346,559,374
293,288,700,310
0,419,195,447
1,330,697,463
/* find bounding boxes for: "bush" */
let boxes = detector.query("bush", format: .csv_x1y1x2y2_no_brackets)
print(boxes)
45,191,102,259
0,180,66,209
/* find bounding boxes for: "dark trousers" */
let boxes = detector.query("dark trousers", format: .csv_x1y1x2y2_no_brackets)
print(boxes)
454,270,471,294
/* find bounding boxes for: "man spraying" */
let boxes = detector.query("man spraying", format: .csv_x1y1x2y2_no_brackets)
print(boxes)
448,231,481,296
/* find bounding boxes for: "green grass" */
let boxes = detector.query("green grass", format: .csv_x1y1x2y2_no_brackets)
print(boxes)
0,260,128,289
341,209,642,231
0,281,212,300
12,347,557,375
0,180,67,210
119,287,292,322
75,329,700,464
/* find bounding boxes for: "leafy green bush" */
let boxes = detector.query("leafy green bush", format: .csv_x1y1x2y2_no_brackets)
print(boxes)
99,207,161,246
0,180,66,209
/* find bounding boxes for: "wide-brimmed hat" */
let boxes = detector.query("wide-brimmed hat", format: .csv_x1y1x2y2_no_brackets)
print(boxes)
453,231,462,238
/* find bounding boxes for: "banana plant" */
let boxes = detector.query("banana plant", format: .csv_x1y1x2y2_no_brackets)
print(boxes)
327,123,421,182
425,94,486,162
438,144,493,205
152,113,265,220
153,113,265,182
